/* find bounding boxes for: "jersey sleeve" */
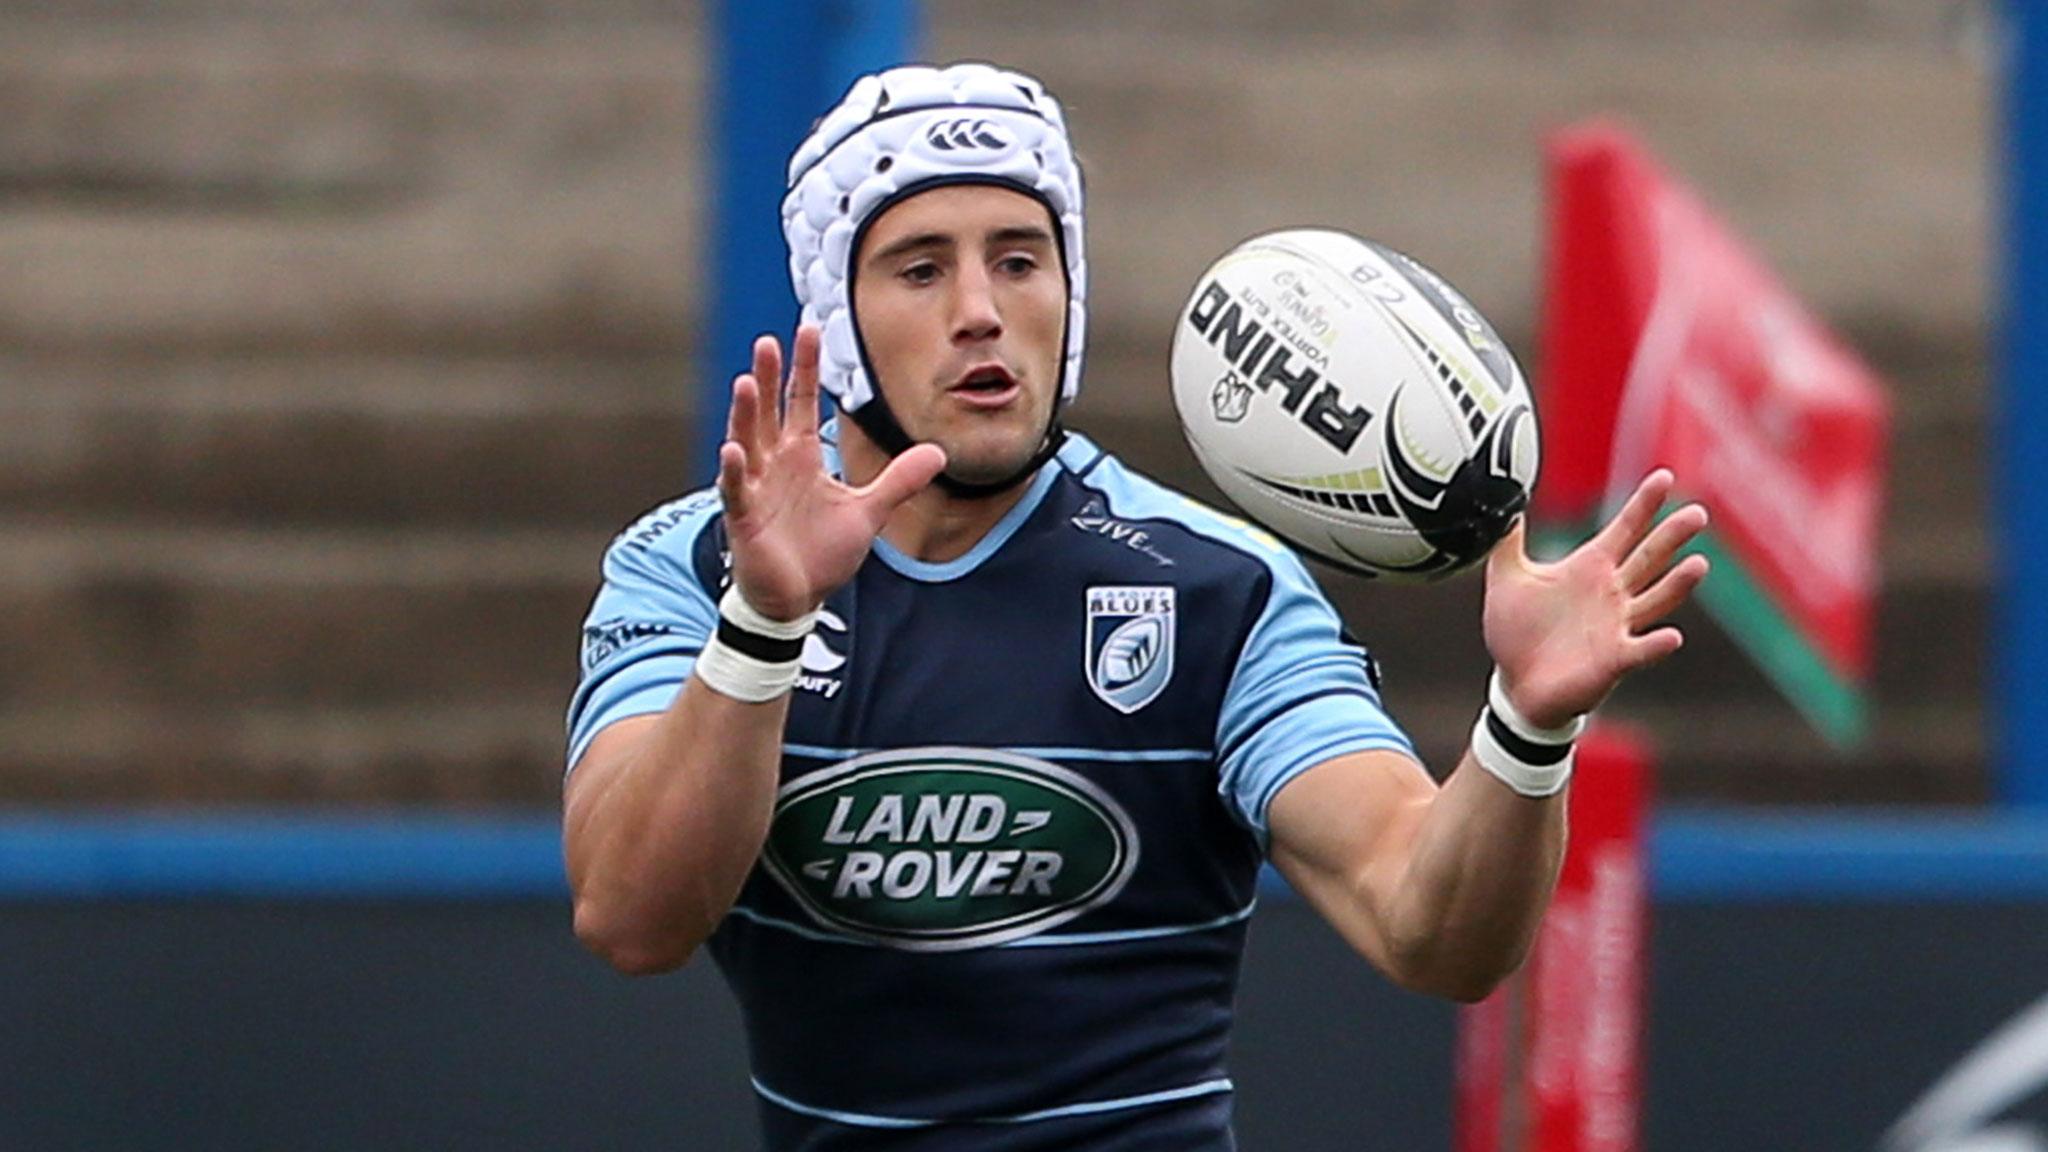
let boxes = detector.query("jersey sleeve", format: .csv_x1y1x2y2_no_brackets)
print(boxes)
564,495,723,773
1214,551,1416,849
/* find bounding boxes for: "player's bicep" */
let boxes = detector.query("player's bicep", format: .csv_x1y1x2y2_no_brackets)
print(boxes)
1266,748,1437,968
562,713,667,890
566,713,665,804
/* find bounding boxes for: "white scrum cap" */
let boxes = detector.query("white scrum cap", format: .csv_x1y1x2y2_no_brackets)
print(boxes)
781,62,1087,414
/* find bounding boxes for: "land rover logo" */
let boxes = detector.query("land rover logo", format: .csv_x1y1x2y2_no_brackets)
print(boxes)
762,748,1139,951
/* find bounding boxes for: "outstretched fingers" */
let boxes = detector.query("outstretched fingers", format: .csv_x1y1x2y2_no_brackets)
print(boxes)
1630,552,1710,630
750,335,786,446
1619,502,1710,592
714,439,751,518
727,373,765,471
1623,624,1687,670
785,325,824,440
725,332,801,492
1590,469,1677,563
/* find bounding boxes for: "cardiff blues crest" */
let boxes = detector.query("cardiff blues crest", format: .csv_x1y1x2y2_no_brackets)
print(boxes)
1085,586,1176,714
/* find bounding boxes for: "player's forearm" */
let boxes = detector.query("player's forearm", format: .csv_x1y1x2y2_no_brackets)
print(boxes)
565,677,787,974
1378,752,1566,1002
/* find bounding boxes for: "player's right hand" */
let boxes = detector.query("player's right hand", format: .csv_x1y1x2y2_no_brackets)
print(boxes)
714,326,946,622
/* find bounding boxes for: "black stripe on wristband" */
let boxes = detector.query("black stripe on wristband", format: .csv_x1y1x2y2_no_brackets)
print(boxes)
716,616,805,664
1483,707,1574,766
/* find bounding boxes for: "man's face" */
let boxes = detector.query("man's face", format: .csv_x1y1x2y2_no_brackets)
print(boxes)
852,184,1068,486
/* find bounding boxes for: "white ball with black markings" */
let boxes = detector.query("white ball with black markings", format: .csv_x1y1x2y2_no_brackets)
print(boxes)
1169,228,1539,581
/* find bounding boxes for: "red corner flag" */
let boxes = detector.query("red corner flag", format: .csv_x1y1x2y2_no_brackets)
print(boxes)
1532,123,1889,748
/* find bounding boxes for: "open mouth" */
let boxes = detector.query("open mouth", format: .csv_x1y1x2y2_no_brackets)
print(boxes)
952,365,1018,394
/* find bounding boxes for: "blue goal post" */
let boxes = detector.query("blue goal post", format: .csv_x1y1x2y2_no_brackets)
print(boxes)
2002,0,2048,808
697,0,920,484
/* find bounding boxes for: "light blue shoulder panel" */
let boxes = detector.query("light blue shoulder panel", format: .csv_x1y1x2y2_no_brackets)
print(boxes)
565,489,724,771
1065,443,1416,848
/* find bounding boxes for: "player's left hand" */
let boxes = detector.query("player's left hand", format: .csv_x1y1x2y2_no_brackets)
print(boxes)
1480,469,1710,731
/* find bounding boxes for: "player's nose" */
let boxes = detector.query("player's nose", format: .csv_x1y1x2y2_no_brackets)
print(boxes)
950,262,1003,345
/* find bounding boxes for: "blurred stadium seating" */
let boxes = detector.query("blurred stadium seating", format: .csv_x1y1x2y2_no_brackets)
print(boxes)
0,1,1988,805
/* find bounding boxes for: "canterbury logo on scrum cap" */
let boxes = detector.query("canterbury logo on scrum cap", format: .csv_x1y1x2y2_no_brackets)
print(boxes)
923,117,1011,152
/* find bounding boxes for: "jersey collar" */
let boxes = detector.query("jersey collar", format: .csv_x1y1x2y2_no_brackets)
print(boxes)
818,420,1090,583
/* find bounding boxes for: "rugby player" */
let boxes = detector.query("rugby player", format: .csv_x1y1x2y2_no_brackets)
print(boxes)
563,62,1707,1150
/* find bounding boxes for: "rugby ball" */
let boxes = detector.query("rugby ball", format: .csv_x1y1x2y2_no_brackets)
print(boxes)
1169,228,1539,581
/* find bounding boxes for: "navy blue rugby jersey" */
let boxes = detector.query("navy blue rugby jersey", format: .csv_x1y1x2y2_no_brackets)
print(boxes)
567,430,1415,1150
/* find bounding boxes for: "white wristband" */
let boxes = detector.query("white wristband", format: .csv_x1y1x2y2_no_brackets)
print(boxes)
692,588,819,703
718,586,820,642
1470,668,1583,798
1488,668,1587,744
1470,710,1575,798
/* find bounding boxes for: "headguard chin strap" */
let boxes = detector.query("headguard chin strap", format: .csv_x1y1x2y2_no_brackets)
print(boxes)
845,392,1068,499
